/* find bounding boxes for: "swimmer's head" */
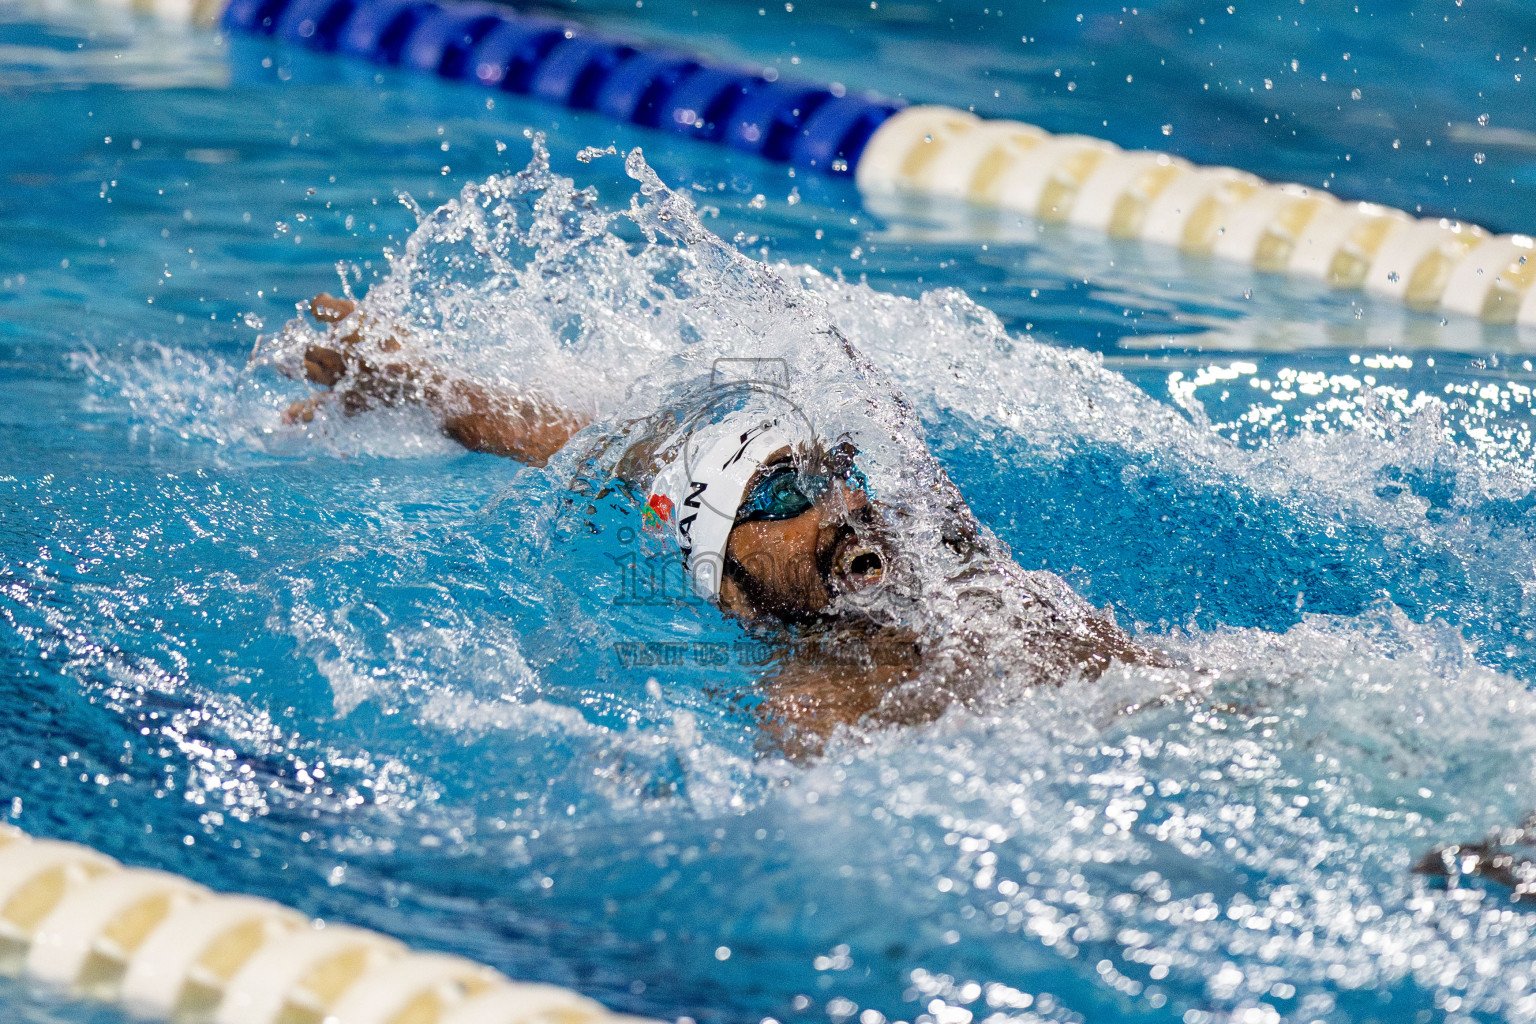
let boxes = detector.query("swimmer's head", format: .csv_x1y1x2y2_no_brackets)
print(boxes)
645,410,885,622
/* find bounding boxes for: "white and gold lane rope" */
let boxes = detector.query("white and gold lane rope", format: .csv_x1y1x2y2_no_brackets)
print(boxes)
0,825,658,1024
857,106,1536,326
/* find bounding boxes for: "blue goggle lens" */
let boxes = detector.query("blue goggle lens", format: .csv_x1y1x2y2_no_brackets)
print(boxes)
736,463,867,524
736,466,813,523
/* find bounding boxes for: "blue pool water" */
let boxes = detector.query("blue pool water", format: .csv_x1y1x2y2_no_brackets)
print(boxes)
3,1,1536,1023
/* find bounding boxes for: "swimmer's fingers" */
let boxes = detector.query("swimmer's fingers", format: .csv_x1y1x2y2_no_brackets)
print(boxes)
315,300,406,360
303,344,348,387
283,394,328,425
309,292,355,324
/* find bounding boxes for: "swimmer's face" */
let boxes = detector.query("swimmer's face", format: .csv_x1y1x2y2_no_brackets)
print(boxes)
718,450,886,623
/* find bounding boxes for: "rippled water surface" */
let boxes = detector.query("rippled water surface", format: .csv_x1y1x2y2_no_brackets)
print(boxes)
3,2,1536,1023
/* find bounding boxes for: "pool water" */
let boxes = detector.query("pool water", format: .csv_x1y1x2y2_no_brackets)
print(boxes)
3,2,1536,1023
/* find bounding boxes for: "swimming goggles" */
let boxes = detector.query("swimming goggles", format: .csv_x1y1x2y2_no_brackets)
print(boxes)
735,461,868,524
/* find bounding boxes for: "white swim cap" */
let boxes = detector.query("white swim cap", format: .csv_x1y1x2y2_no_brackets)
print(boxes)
644,408,801,602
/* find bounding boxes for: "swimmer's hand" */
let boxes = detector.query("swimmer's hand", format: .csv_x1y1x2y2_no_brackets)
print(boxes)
284,291,590,466
282,292,400,422
295,292,410,394
304,293,355,377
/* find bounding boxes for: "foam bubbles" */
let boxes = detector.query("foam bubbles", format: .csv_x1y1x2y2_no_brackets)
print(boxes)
31,138,1536,1024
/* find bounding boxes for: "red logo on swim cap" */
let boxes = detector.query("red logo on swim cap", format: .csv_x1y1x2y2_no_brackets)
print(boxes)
642,493,673,534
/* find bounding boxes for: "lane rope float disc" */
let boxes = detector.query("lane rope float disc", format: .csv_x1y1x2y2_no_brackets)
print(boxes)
0,825,660,1024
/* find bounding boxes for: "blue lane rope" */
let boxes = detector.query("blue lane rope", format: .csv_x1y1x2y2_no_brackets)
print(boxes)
223,0,903,175
214,0,1536,321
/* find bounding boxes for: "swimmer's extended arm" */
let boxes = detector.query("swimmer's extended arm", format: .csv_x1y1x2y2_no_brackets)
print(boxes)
284,293,589,466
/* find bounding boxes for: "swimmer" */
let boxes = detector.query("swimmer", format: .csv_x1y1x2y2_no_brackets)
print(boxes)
280,292,1165,754
1415,814,1536,901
